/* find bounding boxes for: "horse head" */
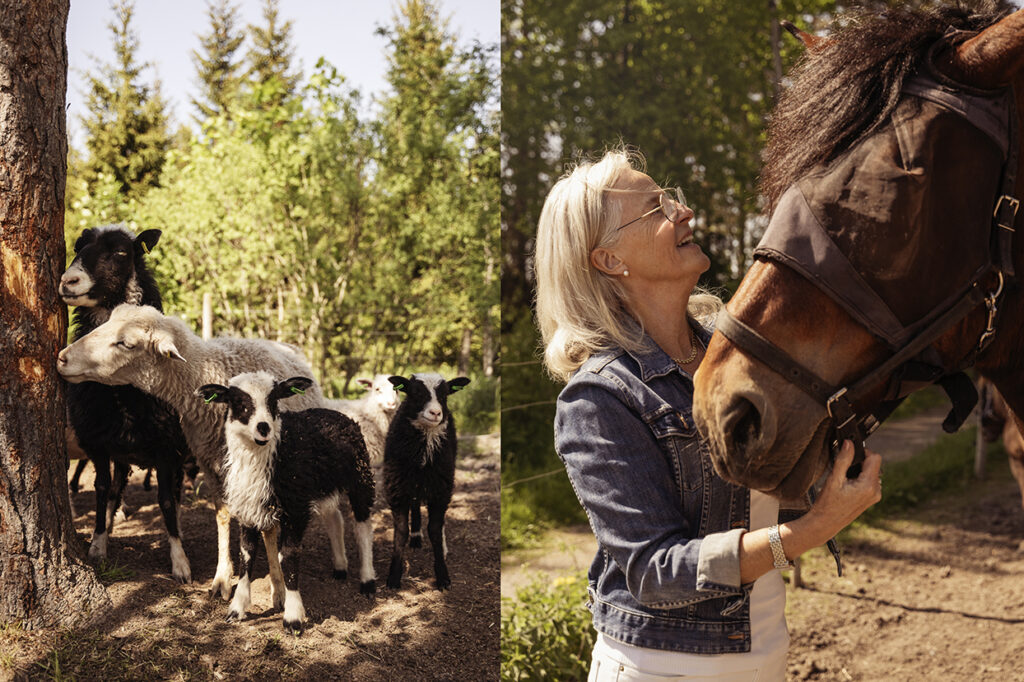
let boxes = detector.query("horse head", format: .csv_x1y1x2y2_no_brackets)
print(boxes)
693,7,1024,499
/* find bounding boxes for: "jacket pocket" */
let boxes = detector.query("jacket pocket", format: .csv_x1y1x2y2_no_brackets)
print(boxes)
645,406,705,494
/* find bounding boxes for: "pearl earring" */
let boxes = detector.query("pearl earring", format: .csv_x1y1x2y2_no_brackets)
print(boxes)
623,269,630,277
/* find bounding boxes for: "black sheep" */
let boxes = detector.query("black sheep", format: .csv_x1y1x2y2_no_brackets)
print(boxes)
383,373,470,590
60,225,193,583
198,372,376,635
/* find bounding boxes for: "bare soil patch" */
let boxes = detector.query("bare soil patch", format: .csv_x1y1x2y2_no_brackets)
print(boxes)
2,434,499,681
786,466,1024,682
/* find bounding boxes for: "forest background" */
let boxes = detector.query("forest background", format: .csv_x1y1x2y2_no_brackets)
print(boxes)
499,0,1019,545
66,0,499,430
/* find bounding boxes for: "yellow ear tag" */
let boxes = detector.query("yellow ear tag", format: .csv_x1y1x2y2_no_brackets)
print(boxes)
142,241,150,254
164,350,172,359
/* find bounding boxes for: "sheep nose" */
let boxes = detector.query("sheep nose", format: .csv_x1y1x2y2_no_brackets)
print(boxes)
57,349,68,366
428,408,442,420
61,273,79,287
256,422,270,437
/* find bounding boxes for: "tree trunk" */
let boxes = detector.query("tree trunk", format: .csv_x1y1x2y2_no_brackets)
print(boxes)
0,0,110,628
458,327,472,377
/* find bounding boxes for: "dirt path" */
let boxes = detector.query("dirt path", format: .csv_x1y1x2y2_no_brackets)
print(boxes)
2,433,499,682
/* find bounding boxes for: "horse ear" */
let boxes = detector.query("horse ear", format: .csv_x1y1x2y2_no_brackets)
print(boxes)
939,10,1024,89
781,20,828,54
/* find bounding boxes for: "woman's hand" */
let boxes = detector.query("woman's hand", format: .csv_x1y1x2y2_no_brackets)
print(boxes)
740,440,882,583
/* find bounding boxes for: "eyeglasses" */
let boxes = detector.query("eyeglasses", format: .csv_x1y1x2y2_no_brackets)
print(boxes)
615,188,688,231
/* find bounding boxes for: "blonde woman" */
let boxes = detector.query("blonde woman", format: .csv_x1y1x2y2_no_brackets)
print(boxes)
534,149,882,681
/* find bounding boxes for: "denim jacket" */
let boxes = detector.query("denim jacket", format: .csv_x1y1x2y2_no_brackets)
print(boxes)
554,322,757,654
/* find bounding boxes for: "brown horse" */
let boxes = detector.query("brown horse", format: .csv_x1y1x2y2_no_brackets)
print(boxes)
693,6,1024,499
980,378,1024,511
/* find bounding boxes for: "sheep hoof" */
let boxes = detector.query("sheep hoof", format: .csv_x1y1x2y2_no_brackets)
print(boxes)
409,536,422,549
359,580,376,595
435,573,451,591
332,569,348,581
283,619,304,636
386,575,402,589
225,610,243,623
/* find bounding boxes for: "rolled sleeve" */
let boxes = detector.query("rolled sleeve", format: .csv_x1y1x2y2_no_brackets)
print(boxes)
555,374,744,608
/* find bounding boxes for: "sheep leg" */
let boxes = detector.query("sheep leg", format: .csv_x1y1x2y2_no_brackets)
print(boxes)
143,468,154,491
280,525,306,636
108,460,130,526
69,458,88,494
349,486,376,594
317,497,349,580
261,525,286,610
88,451,112,560
426,500,451,590
227,525,261,622
409,502,423,548
156,462,191,583
210,501,234,600
386,504,410,589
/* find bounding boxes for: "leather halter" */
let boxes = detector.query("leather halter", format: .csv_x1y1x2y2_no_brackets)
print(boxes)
717,66,1019,477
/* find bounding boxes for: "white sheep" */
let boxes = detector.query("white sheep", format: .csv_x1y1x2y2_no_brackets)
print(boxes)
57,304,327,603
328,374,399,467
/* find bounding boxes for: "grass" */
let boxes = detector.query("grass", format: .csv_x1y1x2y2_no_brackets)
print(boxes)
886,384,949,422
95,558,135,584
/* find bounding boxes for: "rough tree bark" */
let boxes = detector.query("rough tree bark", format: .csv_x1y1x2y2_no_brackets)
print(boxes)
0,0,110,628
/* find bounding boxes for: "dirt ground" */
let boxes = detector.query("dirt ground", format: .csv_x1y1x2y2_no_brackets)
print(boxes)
2,433,499,682
502,411,1024,681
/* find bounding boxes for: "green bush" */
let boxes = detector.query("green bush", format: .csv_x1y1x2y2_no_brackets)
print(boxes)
450,374,499,435
501,573,595,681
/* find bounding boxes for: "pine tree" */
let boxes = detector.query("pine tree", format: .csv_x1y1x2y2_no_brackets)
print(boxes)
79,0,170,200
245,0,299,105
191,0,245,122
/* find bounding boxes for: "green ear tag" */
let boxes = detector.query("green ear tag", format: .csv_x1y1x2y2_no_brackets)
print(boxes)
290,387,305,395
204,393,218,404
142,241,150,254
396,383,405,391
452,385,464,392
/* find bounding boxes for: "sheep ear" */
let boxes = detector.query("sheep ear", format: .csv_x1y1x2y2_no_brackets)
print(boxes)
388,375,408,392
196,384,229,405
154,332,186,362
135,229,161,256
272,376,315,401
449,377,471,392
357,378,373,388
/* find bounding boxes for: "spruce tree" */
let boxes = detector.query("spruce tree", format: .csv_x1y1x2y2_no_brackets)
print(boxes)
79,0,170,200
245,0,299,105
191,0,245,122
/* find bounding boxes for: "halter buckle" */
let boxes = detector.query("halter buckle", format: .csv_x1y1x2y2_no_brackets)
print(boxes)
826,387,857,430
993,195,1019,231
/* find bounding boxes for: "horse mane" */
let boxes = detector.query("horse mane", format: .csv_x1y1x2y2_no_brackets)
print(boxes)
761,2,1011,210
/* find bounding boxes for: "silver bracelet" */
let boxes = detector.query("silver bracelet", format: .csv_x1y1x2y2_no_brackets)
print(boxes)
767,524,792,569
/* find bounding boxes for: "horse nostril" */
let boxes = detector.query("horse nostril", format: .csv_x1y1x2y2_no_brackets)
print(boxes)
256,422,270,437
726,397,762,460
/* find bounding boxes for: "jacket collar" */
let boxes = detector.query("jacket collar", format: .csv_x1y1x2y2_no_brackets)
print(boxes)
620,314,714,383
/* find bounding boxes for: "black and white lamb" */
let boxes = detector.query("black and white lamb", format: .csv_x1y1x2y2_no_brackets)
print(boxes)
57,304,325,602
330,374,399,467
198,372,376,635
60,225,193,582
383,373,470,590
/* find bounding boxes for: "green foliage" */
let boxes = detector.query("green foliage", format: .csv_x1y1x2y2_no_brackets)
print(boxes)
67,0,498,392
191,0,246,121
449,374,499,435
886,384,949,422
858,427,983,524
245,0,300,106
501,573,594,682
79,0,170,201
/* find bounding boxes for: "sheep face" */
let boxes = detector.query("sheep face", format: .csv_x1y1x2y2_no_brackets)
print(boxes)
197,373,314,448
360,374,399,415
61,226,161,308
57,304,185,386
390,373,470,432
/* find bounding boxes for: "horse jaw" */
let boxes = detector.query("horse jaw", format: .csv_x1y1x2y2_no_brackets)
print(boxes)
694,262,879,498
